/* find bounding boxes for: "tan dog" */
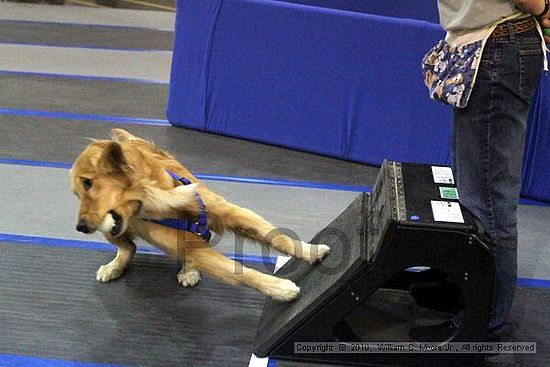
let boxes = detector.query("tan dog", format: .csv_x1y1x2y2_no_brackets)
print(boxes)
70,128,330,301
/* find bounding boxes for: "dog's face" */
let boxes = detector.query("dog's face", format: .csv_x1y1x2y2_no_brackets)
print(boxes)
70,141,141,238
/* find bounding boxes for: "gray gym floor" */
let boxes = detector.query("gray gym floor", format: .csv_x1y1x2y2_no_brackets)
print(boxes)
0,3,548,367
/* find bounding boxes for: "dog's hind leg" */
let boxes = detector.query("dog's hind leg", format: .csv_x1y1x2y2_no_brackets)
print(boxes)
96,233,136,282
187,247,300,301
206,196,330,264
135,221,299,301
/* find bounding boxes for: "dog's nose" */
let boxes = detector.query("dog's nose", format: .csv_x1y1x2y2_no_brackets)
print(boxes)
76,219,91,234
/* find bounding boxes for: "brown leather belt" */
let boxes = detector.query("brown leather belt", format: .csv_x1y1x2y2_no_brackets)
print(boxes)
491,17,536,38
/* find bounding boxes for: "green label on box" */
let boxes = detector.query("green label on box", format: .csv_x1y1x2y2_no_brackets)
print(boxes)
440,187,459,200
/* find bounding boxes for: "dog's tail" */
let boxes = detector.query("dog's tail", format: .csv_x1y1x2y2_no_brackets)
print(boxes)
141,183,199,213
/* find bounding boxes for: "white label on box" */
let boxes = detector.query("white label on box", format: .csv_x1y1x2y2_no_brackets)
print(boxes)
431,166,455,184
431,201,464,223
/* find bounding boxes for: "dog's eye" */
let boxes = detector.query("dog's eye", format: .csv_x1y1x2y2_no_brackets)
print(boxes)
83,178,93,191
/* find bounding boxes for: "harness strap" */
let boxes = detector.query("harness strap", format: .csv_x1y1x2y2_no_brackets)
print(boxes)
146,170,211,242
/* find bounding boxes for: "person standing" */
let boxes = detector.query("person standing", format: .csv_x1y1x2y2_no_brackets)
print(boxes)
419,0,549,341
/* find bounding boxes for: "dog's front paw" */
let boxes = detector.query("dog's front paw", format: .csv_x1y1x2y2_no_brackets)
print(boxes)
177,269,201,287
96,263,124,282
300,242,331,264
263,278,300,302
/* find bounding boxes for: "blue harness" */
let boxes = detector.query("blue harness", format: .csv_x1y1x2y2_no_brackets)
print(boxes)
147,170,211,242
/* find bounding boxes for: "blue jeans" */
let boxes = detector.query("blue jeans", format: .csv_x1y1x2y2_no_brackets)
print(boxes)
452,23,543,333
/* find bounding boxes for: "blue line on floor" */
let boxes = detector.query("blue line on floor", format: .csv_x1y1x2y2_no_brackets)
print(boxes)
3,156,550,205
0,158,72,169
0,70,169,85
0,232,149,253
1,232,549,289
194,173,372,193
2,157,550,206
0,18,174,32
0,354,128,367
517,277,550,289
0,40,171,52
0,232,277,266
0,108,170,126
3,157,550,205
518,196,550,206
0,157,372,193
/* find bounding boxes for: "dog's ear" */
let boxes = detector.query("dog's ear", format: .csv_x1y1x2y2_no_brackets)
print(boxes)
111,128,140,142
98,142,132,175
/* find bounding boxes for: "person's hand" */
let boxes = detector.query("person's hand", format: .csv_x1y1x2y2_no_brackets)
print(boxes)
537,13,550,43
